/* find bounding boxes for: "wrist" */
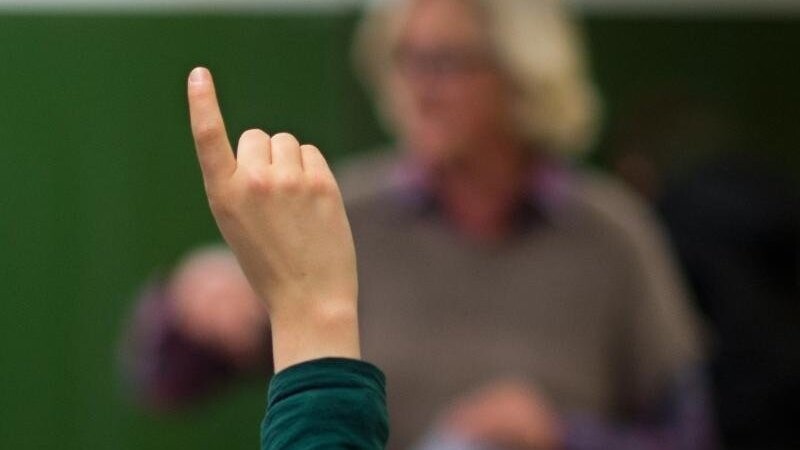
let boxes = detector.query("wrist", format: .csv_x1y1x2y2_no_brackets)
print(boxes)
269,301,360,373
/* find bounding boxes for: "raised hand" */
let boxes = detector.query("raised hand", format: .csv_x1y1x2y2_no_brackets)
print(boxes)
187,67,360,372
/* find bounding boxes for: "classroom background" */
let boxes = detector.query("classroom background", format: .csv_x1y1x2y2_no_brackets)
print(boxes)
1,0,798,448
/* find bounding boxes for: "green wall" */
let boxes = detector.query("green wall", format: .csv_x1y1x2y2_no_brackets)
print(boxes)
0,12,382,450
585,16,800,171
1,10,798,449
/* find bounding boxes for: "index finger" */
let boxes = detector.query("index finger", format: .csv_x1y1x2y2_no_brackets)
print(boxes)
187,67,236,190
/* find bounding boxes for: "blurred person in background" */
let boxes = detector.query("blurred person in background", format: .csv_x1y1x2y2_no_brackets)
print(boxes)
124,1,713,449
121,246,270,409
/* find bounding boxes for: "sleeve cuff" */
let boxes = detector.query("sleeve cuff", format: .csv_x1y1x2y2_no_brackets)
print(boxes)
267,357,386,410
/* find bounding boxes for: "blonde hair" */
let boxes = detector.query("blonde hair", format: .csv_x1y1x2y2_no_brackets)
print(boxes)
353,0,602,157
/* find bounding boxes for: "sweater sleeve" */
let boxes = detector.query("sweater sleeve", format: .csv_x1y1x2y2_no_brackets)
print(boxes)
563,366,717,450
120,281,239,410
262,358,389,450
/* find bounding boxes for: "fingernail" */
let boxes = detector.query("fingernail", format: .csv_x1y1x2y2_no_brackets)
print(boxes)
189,67,209,84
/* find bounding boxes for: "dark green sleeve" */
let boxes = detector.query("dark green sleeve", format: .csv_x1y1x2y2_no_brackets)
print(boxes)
261,358,389,450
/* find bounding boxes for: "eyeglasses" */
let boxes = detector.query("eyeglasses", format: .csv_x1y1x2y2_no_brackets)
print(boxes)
392,44,496,78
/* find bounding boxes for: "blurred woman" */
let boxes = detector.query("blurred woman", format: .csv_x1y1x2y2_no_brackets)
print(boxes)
346,2,711,449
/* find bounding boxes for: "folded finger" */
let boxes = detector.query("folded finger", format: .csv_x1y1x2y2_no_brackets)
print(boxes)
300,144,333,177
237,129,272,169
271,132,303,172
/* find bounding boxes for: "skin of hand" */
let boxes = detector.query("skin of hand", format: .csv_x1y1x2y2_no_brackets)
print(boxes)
440,379,565,450
186,67,360,372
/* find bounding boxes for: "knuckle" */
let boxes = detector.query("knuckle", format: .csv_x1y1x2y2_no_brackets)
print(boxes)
274,172,302,192
272,132,300,147
244,169,273,193
187,87,209,104
301,144,323,160
240,128,269,142
306,172,336,196
194,121,222,145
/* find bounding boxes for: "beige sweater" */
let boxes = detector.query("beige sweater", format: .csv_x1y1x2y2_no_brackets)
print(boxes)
337,151,704,450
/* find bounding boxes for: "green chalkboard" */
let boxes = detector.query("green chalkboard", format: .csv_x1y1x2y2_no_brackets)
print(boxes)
0,11,383,450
